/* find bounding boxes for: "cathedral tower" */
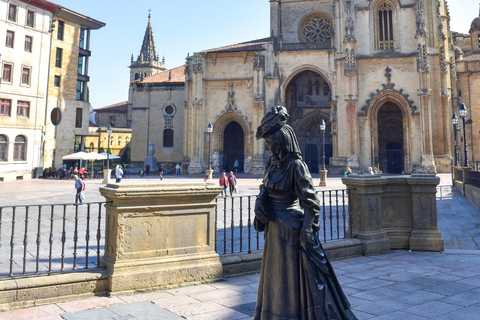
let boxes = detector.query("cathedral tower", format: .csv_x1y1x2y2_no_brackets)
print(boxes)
470,6,480,53
129,14,166,83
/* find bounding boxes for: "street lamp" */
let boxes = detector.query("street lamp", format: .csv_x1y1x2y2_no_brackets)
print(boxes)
319,118,327,187
320,119,326,171
452,113,459,167
207,123,213,170
107,125,112,170
458,103,469,167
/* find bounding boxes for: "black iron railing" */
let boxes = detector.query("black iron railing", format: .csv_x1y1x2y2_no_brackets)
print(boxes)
215,189,352,255
0,202,106,278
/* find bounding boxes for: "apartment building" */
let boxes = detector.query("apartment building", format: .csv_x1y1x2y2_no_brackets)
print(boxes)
0,0,58,181
43,6,105,169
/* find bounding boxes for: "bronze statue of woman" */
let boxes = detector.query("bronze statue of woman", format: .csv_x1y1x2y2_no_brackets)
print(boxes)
254,106,357,320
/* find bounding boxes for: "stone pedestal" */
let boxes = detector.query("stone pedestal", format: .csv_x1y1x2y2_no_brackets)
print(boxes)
103,169,112,184
343,174,443,253
144,156,158,171
342,175,390,255
99,182,224,294
319,169,328,187
408,174,444,251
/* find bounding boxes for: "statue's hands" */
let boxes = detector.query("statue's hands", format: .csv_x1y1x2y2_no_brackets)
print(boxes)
254,188,270,224
299,228,314,251
254,197,269,224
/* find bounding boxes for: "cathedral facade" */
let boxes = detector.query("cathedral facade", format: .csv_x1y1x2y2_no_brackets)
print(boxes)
131,0,458,175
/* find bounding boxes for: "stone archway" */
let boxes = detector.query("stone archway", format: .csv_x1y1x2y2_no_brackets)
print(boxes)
211,112,252,173
377,102,404,174
285,68,332,174
223,121,244,172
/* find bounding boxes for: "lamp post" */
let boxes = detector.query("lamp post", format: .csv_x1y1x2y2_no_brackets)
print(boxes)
320,119,326,171
459,103,468,167
319,118,327,187
103,125,112,184
206,123,213,180
107,125,112,170
452,113,459,167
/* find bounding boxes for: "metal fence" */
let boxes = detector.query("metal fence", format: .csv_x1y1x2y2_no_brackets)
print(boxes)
215,189,352,255
0,202,106,278
0,189,352,279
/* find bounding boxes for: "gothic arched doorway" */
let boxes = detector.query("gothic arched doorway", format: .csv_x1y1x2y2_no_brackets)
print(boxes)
223,121,244,172
378,102,404,174
285,69,332,174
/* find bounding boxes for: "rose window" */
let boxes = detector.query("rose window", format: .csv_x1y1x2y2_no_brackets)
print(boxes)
301,16,332,43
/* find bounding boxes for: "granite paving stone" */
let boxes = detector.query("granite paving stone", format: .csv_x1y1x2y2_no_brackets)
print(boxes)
393,289,446,305
165,300,228,317
404,300,463,318
438,290,480,307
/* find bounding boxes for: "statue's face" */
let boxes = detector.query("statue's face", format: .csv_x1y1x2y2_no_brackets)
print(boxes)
264,136,280,157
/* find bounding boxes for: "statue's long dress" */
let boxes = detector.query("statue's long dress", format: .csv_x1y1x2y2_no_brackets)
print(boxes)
254,157,357,320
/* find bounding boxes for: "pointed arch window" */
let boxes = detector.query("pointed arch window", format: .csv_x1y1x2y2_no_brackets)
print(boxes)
375,2,395,50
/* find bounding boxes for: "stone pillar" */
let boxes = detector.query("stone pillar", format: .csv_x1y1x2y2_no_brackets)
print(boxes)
408,174,444,251
103,169,111,184
462,166,471,196
342,175,390,255
99,182,224,295
319,169,327,187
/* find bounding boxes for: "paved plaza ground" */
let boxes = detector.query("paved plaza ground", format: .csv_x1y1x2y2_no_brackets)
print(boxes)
1,173,480,319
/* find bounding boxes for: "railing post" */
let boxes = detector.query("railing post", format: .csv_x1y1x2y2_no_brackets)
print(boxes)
99,182,223,294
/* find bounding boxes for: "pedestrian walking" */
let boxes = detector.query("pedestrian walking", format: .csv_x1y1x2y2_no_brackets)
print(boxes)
159,165,164,180
73,175,83,204
115,165,123,183
145,164,150,176
228,171,237,196
175,163,181,175
234,159,239,173
219,172,229,196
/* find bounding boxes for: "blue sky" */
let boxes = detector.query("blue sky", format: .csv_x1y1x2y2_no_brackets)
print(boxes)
52,0,477,110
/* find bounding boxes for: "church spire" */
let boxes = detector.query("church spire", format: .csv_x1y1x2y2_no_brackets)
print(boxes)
138,14,159,62
129,13,166,83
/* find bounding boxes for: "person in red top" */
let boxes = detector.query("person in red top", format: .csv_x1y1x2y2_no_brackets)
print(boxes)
219,172,229,196
78,167,86,179
228,171,237,196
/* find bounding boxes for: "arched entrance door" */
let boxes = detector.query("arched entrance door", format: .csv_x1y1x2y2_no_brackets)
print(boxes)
223,121,244,172
285,69,332,174
378,102,404,174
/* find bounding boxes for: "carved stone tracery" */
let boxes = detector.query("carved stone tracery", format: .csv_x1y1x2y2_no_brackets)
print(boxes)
300,15,332,44
360,67,418,116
